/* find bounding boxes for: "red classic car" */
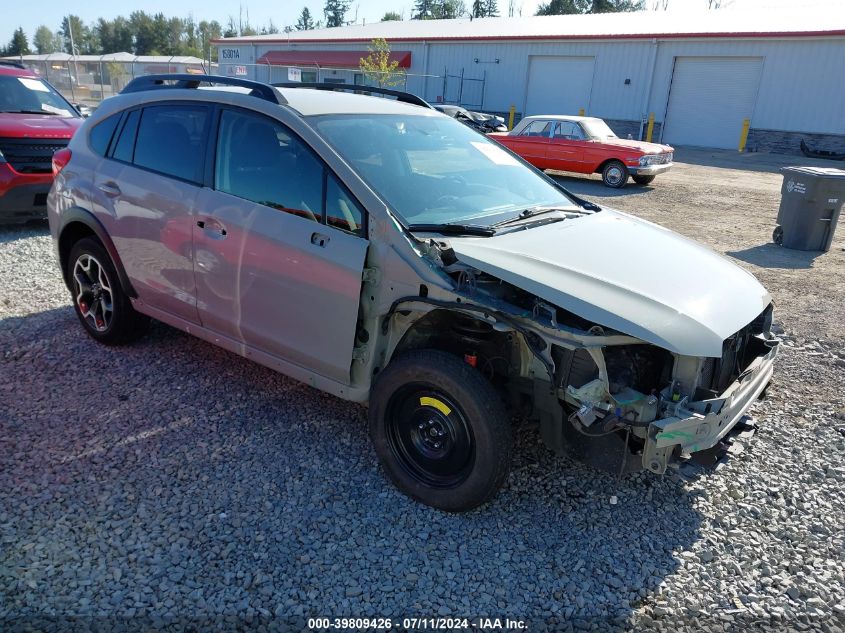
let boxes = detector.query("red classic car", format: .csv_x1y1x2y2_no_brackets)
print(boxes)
490,115,674,188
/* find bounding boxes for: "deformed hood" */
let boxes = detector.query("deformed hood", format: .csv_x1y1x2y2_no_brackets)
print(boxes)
448,209,771,357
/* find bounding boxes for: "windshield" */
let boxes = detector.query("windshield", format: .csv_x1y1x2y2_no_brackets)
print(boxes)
581,118,617,140
0,75,78,117
311,113,577,227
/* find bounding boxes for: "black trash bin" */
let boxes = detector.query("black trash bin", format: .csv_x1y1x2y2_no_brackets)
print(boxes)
773,166,845,251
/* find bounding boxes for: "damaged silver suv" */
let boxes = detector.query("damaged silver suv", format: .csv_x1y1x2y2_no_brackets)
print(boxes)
48,76,778,511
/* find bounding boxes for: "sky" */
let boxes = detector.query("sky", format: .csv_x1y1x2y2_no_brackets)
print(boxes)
2,0,844,47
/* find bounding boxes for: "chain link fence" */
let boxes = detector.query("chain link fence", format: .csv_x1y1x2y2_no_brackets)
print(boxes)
2,54,216,108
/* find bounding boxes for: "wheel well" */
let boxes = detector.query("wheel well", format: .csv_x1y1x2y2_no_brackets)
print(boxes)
58,222,98,283
595,158,625,175
392,309,519,388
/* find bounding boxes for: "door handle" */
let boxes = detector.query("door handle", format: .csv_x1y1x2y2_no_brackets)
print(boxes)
97,181,121,197
310,232,330,247
197,219,227,237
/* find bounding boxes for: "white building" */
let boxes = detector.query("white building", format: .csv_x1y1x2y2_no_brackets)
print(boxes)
214,10,845,153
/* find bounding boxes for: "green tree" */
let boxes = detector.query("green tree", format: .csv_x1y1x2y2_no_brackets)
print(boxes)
33,25,57,54
535,0,587,14
484,0,499,15
96,17,133,54
588,0,643,10
359,37,405,88
296,7,316,30
472,0,484,16
197,20,222,59
8,27,31,56
324,0,351,27
414,0,435,18
61,15,98,54
432,0,466,18
381,11,403,20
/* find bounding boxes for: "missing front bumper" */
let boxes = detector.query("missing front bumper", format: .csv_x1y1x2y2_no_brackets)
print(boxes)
642,345,777,474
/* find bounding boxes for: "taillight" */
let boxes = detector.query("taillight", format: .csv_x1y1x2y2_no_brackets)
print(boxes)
52,148,72,175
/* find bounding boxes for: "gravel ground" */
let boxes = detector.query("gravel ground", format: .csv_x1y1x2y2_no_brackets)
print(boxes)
2,150,845,632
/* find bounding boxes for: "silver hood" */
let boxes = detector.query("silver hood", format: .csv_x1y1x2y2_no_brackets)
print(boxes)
448,209,771,357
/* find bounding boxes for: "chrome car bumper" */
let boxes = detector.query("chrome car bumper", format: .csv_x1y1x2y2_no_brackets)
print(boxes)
642,342,778,474
629,163,673,176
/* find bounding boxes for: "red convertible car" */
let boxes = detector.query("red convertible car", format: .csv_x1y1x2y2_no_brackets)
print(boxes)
490,115,674,188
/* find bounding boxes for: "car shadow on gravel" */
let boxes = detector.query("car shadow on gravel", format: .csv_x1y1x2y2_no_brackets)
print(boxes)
0,219,49,243
727,243,824,269
1,306,703,629
547,173,653,200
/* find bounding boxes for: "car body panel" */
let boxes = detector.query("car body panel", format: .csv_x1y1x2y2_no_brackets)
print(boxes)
192,188,368,383
447,209,772,358
91,158,202,324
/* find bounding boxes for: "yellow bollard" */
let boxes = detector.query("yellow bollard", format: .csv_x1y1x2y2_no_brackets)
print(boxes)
646,113,655,143
578,108,585,116
738,118,751,152
507,105,516,131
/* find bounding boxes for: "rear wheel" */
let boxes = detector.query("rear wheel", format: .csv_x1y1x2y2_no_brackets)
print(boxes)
601,160,629,188
632,175,656,185
369,350,511,512
68,238,148,345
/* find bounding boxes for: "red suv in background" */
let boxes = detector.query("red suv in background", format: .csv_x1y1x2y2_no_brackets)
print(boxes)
0,61,83,223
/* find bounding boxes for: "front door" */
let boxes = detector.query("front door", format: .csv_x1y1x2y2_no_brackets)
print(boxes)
91,103,210,324
192,108,368,383
509,119,552,168
547,120,588,172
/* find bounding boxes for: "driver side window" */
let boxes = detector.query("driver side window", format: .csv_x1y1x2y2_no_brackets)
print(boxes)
519,120,552,137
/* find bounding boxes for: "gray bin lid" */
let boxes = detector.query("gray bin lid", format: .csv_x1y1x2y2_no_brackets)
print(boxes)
781,166,845,179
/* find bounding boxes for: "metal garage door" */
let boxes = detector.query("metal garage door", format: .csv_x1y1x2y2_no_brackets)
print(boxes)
662,57,763,149
524,56,595,117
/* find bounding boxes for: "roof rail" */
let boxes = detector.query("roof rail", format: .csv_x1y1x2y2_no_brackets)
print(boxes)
272,82,433,109
121,74,286,105
0,60,27,69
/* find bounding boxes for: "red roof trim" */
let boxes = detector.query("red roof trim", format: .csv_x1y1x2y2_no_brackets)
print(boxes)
214,30,845,45
255,50,412,68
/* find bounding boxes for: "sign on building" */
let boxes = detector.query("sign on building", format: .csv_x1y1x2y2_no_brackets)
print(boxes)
288,67,302,83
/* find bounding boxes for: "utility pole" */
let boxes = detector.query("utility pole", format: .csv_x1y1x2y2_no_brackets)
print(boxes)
67,15,78,102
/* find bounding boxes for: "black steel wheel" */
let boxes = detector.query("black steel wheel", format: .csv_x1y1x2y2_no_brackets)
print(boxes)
369,350,511,512
68,237,149,345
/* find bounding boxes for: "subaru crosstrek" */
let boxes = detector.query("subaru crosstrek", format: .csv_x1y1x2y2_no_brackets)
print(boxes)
0,61,82,223
48,75,778,511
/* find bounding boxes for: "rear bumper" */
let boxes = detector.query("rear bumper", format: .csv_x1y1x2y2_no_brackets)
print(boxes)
642,342,778,474
0,163,52,222
629,163,673,177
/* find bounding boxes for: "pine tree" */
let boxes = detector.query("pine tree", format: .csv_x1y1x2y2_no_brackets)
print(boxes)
296,7,316,30
324,0,351,27
414,0,435,19
484,0,499,16
472,0,485,17
8,27,31,56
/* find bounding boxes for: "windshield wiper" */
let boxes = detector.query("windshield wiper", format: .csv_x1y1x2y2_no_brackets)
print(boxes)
0,109,61,115
493,206,572,227
407,223,496,237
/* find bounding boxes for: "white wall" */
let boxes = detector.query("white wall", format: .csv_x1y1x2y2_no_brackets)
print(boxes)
217,35,845,135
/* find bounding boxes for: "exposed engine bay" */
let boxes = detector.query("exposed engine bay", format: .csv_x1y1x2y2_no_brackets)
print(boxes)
383,238,779,476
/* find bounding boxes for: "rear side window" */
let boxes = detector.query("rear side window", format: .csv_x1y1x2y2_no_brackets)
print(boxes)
133,105,208,184
520,120,552,137
112,109,140,163
88,114,120,156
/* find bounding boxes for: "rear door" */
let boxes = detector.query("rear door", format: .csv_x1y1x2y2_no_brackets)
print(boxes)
90,103,209,324
192,107,368,383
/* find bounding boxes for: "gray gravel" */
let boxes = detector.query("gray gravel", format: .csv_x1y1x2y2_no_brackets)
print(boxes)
2,152,845,632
